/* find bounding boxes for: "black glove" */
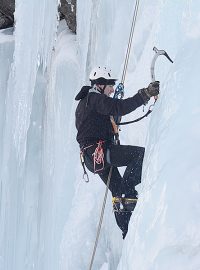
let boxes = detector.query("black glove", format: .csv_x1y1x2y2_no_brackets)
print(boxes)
138,81,160,104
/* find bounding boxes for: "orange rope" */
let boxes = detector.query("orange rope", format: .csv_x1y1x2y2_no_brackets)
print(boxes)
92,140,104,173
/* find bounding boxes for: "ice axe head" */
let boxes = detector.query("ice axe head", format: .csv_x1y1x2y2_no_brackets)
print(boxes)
153,47,173,64
151,47,173,82
150,47,173,101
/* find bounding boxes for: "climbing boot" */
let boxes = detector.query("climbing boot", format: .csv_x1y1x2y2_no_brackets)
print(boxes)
112,196,137,212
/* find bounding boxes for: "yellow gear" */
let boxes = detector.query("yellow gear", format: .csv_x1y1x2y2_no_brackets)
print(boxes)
112,197,138,212
112,197,137,204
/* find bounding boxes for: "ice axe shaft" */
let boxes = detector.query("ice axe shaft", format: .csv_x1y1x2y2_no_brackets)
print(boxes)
151,46,173,82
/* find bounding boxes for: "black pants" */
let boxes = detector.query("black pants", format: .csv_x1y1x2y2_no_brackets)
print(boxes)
83,143,145,237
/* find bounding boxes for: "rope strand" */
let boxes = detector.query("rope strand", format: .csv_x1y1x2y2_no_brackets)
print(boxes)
88,167,113,270
121,0,140,85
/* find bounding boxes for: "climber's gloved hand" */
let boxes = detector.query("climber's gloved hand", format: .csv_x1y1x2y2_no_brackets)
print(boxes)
146,81,160,97
138,81,160,104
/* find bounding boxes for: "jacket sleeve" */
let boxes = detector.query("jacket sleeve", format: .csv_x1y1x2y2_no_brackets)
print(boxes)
88,92,145,116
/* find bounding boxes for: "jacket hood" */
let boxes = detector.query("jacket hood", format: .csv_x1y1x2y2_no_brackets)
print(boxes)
75,86,91,100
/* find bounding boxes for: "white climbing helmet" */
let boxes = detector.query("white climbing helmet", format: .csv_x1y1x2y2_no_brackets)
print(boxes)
89,66,117,85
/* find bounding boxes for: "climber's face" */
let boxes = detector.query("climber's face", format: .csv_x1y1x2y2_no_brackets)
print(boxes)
97,84,115,96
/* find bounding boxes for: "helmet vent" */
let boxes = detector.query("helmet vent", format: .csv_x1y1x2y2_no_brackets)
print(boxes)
89,66,117,83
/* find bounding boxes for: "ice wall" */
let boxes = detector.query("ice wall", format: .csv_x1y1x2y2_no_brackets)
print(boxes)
61,1,200,270
118,1,200,269
41,23,79,270
0,1,79,270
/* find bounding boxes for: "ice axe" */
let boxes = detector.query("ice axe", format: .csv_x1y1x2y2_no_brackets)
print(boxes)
150,47,173,101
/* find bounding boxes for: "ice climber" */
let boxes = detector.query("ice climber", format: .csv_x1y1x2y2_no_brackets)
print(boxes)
75,66,160,238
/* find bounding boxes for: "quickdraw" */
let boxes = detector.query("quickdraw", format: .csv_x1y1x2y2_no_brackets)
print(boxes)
92,140,105,173
80,143,94,182
80,141,105,182
80,151,90,183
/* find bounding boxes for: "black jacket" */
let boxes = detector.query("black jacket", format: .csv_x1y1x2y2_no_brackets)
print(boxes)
75,86,145,147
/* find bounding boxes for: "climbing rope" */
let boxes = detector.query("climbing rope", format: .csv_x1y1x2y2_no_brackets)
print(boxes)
121,0,140,85
88,166,113,270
